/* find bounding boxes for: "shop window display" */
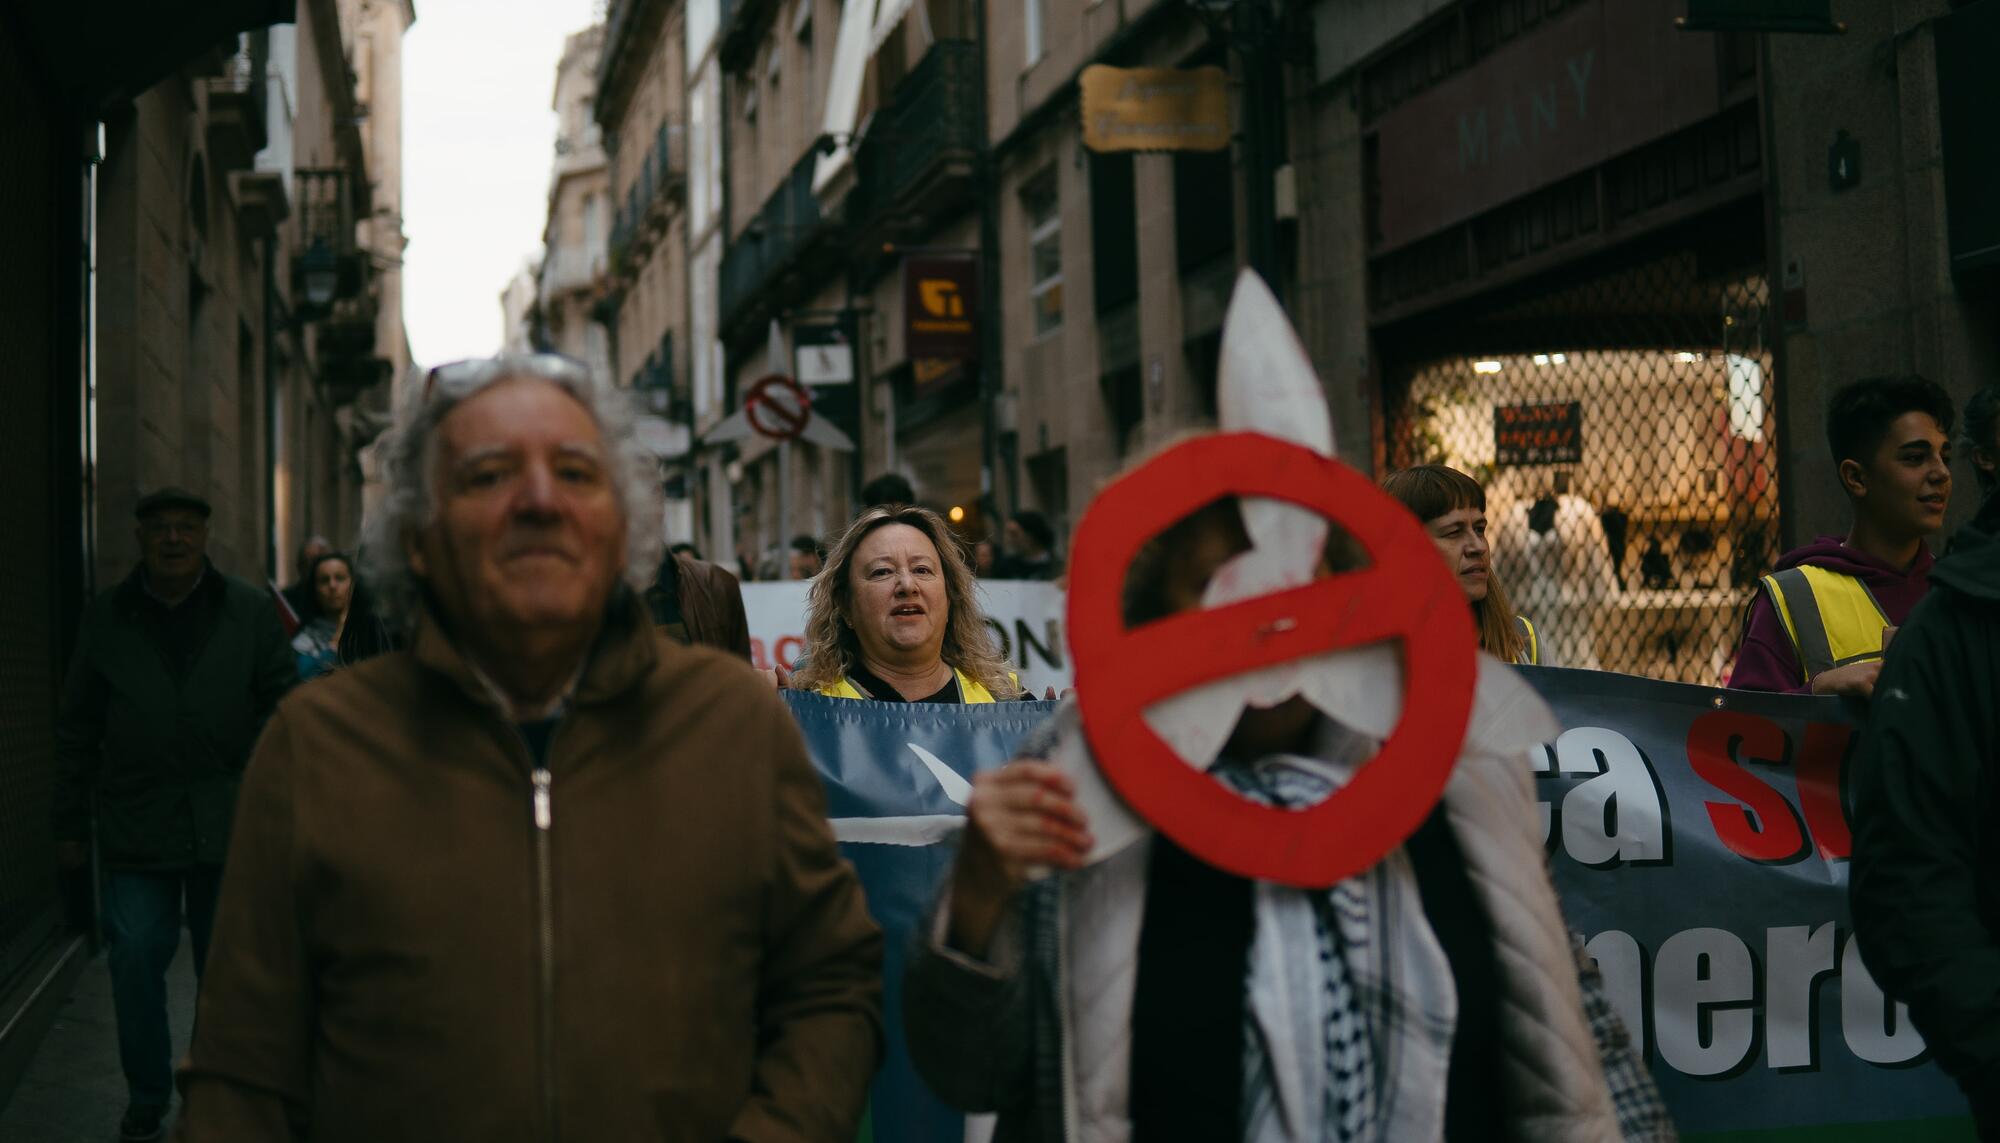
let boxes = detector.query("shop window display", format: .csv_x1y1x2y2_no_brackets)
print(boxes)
1382,249,1778,685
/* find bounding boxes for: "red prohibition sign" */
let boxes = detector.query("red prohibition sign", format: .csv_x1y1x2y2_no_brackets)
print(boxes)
746,374,812,441
1066,432,1479,888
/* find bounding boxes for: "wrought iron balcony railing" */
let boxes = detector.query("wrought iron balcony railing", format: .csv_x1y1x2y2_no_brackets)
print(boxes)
609,118,687,271
850,40,981,230
717,148,835,335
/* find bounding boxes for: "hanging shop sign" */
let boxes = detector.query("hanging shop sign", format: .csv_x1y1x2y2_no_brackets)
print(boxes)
1080,64,1231,154
1495,401,1584,466
903,255,978,361
792,321,855,386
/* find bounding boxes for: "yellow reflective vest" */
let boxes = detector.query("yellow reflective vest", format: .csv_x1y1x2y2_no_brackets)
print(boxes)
1514,615,1541,666
1757,565,1892,685
818,667,1011,704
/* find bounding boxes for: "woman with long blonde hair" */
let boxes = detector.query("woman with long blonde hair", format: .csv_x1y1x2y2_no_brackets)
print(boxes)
1382,464,1541,665
789,504,1022,702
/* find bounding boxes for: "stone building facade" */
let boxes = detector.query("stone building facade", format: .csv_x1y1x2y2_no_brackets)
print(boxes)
536,25,614,384
0,0,409,1095
94,0,411,591
593,0,703,552
574,0,1997,600
1294,0,1997,679
701,0,1256,571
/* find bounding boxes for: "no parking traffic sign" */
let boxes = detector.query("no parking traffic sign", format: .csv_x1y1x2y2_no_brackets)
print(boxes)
745,374,812,442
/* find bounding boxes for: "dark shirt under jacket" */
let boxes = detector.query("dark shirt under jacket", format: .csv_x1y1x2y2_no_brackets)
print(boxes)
842,664,962,704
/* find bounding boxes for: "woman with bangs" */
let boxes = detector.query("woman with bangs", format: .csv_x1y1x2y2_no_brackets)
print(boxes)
1383,464,1544,667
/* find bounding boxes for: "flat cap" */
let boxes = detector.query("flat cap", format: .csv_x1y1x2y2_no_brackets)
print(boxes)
134,486,212,519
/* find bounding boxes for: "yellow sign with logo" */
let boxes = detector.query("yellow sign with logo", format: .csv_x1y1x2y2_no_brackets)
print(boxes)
904,255,978,360
916,278,968,326
1081,64,1231,154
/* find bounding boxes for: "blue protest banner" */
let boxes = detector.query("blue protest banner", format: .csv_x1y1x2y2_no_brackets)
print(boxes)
782,692,1059,1143
1519,667,1974,1140
784,673,1978,1140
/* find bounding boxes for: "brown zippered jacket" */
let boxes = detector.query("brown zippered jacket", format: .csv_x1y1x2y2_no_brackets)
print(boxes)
177,591,884,1141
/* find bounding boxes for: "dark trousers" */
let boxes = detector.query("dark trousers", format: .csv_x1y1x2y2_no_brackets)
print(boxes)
101,866,222,1107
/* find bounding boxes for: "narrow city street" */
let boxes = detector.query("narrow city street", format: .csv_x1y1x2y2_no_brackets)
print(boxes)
4,0,1999,1137
0,948,195,1143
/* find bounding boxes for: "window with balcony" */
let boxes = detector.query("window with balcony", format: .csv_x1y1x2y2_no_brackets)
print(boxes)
1173,149,1235,273
583,194,604,273
1025,170,1062,338
1089,150,1137,314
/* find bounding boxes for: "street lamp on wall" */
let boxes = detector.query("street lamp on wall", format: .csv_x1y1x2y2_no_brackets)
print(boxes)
297,238,339,312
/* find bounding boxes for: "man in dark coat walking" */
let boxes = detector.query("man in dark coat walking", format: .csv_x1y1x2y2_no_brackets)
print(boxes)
51,486,294,1142
1850,488,2000,1134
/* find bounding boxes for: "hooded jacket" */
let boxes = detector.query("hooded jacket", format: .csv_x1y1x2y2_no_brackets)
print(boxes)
646,551,753,659
1849,493,2000,1131
176,591,883,1142
1728,536,1934,693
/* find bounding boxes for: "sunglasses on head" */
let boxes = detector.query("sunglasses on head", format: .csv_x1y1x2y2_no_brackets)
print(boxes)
421,353,594,402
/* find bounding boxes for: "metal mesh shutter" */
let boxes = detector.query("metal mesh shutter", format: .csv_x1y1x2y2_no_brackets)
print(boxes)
0,30,65,987
1381,226,1779,685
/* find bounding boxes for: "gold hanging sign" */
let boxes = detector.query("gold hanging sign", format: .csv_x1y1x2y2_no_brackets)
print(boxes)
1080,65,1231,154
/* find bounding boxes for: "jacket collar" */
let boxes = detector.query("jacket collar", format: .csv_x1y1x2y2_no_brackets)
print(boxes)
411,586,661,715
116,559,223,617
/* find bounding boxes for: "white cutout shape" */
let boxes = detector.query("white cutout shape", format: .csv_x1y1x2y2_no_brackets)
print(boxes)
1060,271,1561,865
830,743,975,846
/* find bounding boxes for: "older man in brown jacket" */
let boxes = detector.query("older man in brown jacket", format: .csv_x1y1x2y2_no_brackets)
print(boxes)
177,353,882,1141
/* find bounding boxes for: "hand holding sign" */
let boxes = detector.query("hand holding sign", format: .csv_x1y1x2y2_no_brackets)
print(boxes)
951,761,1093,955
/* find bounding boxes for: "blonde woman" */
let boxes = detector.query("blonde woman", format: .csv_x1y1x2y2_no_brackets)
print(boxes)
790,505,1023,703
1383,464,1544,666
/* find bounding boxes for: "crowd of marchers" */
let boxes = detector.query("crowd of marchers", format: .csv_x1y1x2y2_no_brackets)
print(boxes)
52,352,2000,1141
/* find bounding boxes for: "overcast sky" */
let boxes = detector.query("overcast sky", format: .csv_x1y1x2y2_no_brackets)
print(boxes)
402,0,599,366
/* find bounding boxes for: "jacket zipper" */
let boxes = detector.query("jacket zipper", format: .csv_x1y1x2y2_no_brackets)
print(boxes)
498,716,565,1143
532,760,557,1142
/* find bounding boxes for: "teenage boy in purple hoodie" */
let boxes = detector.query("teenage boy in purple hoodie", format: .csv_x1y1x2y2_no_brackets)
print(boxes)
1730,375,1954,697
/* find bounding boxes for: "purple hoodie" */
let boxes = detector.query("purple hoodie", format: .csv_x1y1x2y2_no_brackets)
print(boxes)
1728,535,1935,693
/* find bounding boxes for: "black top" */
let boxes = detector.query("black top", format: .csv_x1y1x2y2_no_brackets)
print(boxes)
843,663,961,704
1405,807,1504,1140
841,663,1039,702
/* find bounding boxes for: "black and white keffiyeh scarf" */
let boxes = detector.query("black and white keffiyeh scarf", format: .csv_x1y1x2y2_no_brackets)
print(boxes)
1216,721,1459,1143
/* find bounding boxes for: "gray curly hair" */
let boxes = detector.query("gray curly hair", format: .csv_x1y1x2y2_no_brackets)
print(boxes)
361,352,665,633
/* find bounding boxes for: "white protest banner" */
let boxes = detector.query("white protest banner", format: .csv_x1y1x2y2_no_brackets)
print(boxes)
740,580,1073,695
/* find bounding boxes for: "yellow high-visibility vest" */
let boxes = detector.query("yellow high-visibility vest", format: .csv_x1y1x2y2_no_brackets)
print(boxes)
1515,615,1541,666
1758,565,1892,685
819,667,1010,704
